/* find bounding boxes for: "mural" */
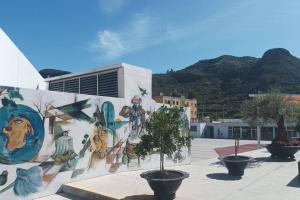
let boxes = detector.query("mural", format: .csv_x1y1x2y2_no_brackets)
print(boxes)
0,86,190,199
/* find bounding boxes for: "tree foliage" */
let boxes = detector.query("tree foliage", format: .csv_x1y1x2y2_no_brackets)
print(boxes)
135,106,190,173
240,90,297,140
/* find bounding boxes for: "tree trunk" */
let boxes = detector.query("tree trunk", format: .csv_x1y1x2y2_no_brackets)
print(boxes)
276,115,287,141
160,152,165,175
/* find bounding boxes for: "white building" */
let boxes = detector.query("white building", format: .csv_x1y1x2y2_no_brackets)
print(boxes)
0,28,152,101
0,28,46,89
190,119,298,140
45,63,152,101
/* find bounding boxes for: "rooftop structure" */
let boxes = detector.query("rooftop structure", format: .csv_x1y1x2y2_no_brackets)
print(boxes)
45,63,152,100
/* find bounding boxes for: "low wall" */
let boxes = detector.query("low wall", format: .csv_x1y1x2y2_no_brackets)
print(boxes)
0,86,190,199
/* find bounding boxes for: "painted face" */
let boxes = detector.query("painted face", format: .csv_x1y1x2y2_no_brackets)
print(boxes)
3,116,32,152
131,95,142,105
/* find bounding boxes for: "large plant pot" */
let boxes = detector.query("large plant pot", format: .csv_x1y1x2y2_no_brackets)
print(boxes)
223,156,251,176
140,169,189,200
266,144,298,159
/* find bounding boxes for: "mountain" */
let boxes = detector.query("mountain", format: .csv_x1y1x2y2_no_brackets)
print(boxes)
39,68,71,78
152,48,300,119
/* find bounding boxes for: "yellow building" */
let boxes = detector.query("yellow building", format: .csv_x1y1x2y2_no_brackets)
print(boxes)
153,95,198,119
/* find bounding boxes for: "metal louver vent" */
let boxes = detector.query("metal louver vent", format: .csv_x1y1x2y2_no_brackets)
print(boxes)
49,81,64,92
98,71,118,97
64,78,79,93
80,75,97,95
48,70,119,97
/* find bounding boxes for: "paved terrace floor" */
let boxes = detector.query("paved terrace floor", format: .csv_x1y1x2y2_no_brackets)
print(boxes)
36,139,299,200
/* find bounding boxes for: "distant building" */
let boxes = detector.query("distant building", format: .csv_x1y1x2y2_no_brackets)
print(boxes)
153,95,197,119
190,119,299,140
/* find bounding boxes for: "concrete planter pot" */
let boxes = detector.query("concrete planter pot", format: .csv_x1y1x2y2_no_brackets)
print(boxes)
223,155,251,177
266,144,299,159
140,169,189,200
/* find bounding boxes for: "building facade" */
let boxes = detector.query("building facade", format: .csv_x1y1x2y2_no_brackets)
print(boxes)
45,63,152,102
0,28,46,89
153,95,197,118
190,119,299,140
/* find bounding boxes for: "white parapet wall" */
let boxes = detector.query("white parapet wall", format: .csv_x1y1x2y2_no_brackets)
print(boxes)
0,28,46,89
0,85,191,200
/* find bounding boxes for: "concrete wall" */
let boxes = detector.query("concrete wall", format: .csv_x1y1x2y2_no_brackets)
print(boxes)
0,85,190,200
123,63,152,101
190,122,206,138
0,28,46,89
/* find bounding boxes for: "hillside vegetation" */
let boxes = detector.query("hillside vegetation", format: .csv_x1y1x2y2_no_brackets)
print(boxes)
152,48,300,119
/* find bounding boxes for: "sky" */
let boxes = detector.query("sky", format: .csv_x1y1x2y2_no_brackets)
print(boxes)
1,0,300,73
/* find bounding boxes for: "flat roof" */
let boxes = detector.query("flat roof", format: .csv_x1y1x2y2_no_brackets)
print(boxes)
45,62,151,82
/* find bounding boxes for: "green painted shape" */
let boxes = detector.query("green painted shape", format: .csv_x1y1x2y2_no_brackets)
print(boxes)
7,88,23,100
56,99,93,122
102,101,115,132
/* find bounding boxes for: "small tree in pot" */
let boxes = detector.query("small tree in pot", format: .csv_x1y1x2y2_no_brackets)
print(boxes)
135,106,190,200
223,130,251,176
240,90,299,159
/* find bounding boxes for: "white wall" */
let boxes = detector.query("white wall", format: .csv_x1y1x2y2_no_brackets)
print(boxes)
123,63,152,101
0,85,190,200
0,28,46,89
190,122,207,138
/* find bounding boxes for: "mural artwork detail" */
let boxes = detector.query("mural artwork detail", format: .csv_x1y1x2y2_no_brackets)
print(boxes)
0,86,190,199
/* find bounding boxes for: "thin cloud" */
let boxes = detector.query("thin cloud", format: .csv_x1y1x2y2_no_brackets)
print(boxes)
92,14,170,59
99,0,123,14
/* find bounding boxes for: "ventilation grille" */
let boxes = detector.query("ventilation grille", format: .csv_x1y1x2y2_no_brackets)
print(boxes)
64,78,79,93
49,81,64,92
48,70,119,97
98,71,118,97
80,75,97,96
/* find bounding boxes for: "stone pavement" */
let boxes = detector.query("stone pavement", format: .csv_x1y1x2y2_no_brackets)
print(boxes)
36,139,300,200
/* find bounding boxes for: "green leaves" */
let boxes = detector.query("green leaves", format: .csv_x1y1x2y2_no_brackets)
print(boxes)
135,106,191,167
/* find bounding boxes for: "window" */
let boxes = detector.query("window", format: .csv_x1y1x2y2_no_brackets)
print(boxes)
190,126,197,132
233,127,241,139
251,127,257,139
241,127,251,139
261,127,274,140
228,126,233,138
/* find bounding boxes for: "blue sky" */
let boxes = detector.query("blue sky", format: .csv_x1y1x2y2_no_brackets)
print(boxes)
1,0,300,73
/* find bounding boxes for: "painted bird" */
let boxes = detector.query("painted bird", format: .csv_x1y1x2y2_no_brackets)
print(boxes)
0,170,8,186
138,86,148,96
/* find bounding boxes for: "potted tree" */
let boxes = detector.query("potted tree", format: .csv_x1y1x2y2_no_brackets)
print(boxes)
135,106,190,200
222,131,252,176
241,90,299,159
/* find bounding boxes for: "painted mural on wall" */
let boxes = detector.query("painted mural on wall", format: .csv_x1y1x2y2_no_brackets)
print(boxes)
0,86,190,199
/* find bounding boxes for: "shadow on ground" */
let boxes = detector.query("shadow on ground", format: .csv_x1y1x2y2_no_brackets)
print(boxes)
121,195,154,200
287,176,300,188
210,156,295,169
253,157,296,163
206,173,241,181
